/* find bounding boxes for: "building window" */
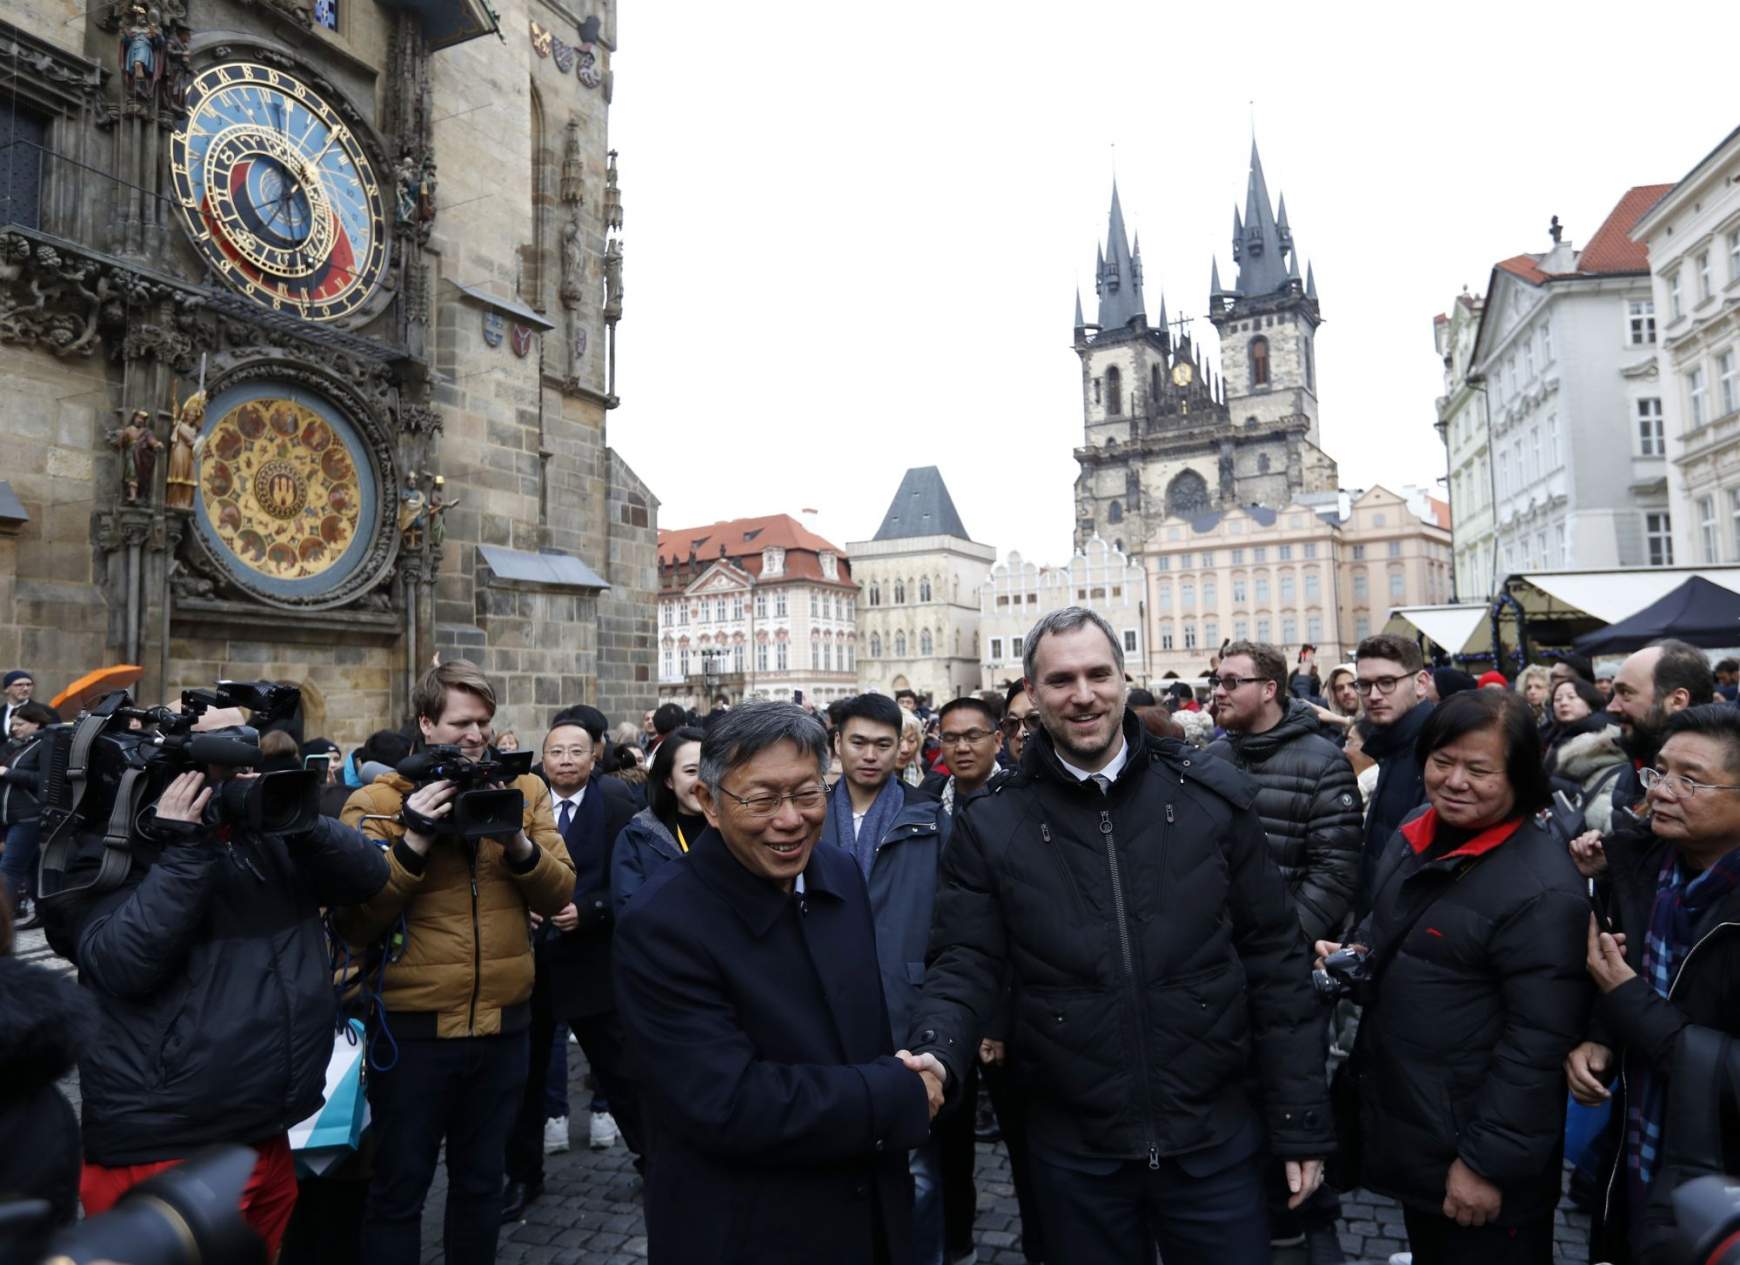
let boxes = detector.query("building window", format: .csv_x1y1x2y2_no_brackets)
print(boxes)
1720,350,1738,416
1730,230,1740,286
1669,272,1683,321
1304,572,1321,601
919,577,932,602
1249,336,1270,387
1184,623,1198,650
1355,616,1371,639
1158,583,1172,612
1123,630,1137,653
0,104,48,231
1280,572,1296,602
1307,614,1323,642
1303,335,1315,390
1389,572,1405,601
894,580,906,604
755,592,767,617
1161,628,1174,651
1254,576,1270,602
776,641,789,670
1629,299,1656,345
870,633,882,658
895,631,907,657
1232,578,1247,603
1698,251,1713,301
1202,578,1217,606
757,642,769,671
1200,551,1214,567
1278,544,1293,561
681,649,690,676
1700,496,1719,563
810,592,818,617
662,650,673,678
1303,542,1317,559
869,582,880,607
1256,617,1271,642
1351,544,1365,560
1204,618,1219,646
1233,620,1249,640
1689,371,1708,429
1542,319,1553,363
1731,489,1740,559
990,637,1002,660
1181,580,1196,611
1388,541,1402,558
1352,570,1368,600
735,644,746,672
1252,546,1267,562
1646,512,1674,566
920,629,933,656
1155,555,1170,571
1281,616,1297,644
775,591,787,617
1637,397,1665,454
1105,366,1122,415
1012,635,1024,658
1230,548,1244,564
1107,499,1123,524
1547,414,1560,465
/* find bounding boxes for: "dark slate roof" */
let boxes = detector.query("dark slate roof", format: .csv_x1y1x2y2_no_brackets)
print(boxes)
1188,505,1278,534
1231,140,1295,299
873,466,971,542
1094,181,1147,332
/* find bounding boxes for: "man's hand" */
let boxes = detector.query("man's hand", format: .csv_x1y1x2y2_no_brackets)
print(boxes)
1313,939,1366,970
1568,830,1607,879
1586,913,1635,994
550,902,579,932
1565,1041,1614,1105
155,770,213,826
1285,1159,1325,1210
401,779,456,855
896,1049,946,1121
504,829,535,864
978,1038,1005,1067
1442,1157,1502,1227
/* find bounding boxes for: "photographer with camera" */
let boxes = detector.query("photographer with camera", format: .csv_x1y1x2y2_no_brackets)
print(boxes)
333,659,573,1265
1314,689,1590,1264
44,684,389,1259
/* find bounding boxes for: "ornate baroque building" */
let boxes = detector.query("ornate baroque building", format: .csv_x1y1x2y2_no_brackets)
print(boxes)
978,534,1145,690
0,0,657,745
851,467,996,704
1072,142,1337,556
655,515,859,708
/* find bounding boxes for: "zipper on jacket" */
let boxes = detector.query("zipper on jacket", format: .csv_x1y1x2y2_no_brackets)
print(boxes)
1100,806,1163,1170
467,844,482,1034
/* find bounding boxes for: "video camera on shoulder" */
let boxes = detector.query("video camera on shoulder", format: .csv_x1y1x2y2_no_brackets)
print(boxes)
33,680,319,908
396,744,533,841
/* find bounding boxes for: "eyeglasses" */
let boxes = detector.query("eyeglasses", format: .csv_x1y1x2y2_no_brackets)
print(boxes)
1356,676,1405,696
1640,768,1740,799
1002,713,1042,734
715,782,829,817
940,728,997,747
1210,674,1265,692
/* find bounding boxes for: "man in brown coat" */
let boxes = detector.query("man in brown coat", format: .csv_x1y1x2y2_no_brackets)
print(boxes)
335,659,573,1265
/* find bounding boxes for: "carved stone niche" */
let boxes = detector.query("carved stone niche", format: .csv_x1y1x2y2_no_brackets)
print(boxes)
173,354,404,620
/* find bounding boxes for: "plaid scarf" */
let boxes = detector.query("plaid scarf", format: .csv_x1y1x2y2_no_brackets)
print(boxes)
1626,846,1740,1193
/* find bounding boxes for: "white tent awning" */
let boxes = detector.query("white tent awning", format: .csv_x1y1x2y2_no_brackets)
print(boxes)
1386,604,1489,656
1515,568,1740,624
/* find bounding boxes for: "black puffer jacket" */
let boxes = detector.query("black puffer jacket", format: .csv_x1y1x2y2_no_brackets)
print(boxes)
910,710,1333,1165
47,813,387,1164
1357,700,1435,914
1206,700,1362,941
1352,806,1591,1222
0,954,92,1230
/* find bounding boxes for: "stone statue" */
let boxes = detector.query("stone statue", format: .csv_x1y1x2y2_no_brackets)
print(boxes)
161,23,191,110
110,409,161,503
164,387,205,511
560,119,583,205
427,477,459,549
602,238,623,323
397,470,428,551
395,156,419,230
603,150,623,232
119,1,163,100
559,216,584,307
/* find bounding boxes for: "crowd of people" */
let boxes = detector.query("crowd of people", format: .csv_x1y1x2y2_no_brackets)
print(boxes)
1,618,1738,1265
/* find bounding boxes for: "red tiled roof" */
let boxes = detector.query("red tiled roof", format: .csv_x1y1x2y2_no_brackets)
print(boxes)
1496,254,1549,286
658,513,845,566
1582,184,1673,274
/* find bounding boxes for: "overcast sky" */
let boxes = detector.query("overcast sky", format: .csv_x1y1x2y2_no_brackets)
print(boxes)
605,1,1737,565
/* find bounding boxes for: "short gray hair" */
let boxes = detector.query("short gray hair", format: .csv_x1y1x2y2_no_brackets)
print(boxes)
698,701,831,794
1023,606,1124,683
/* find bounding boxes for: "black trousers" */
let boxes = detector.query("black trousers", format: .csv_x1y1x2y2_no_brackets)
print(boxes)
937,1061,979,1254
360,1030,528,1265
1401,1208,1555,1265
506,959,645,1187
1028,1143,1271,1265
981,1060,1046,1262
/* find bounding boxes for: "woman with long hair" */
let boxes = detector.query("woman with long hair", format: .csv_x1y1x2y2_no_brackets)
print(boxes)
609,725,705,916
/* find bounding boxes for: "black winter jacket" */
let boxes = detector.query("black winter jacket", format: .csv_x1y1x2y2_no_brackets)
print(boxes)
1352,806,1591,1222
50,814,387,1164
1587,822,1740,1264
0,955,92,1230
1357,701,1435,914
1206,700,1363,941
909,711,1333,1166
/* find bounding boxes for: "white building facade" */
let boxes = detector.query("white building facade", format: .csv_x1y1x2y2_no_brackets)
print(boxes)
1435,292,1495,598
1471,186,1676,573
1630,126,1740,566
979,536,1147,689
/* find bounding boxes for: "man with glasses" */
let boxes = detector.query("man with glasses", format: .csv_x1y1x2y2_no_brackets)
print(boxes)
1569,703,1740,1262
614,703,943,1265
1351,634,1436,914
826,692,949,1263
1000,682,1038,767
1207,642,1361,1264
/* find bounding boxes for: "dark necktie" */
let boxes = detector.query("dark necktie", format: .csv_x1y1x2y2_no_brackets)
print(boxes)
558,799,574,834
1090,774,1111,796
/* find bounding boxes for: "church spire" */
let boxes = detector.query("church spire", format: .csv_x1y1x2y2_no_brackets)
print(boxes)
1095,180,1146,331
1306,262,1318,303
1233,138,1291,298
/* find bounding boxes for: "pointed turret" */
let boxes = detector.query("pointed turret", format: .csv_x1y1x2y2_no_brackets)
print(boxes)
1306,262,1318,303
1094,180,1146,331
1073,289,1086,337
1157,291,1169,336
1276,192,1292,251
1210,256,1231,311
1232,138,1292,298
1231,206,1245,263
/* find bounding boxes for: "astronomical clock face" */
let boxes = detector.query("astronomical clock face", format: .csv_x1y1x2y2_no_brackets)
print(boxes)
170,62,388,321
192,385,380,600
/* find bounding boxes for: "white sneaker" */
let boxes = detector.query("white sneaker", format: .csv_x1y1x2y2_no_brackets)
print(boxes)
1388,1254,1413,1265
543,1115,570,1155
588,1110,619,1150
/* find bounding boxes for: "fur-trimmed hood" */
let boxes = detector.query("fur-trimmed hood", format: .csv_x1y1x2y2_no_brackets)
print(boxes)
1552,724,1627,784
0,956,94,1096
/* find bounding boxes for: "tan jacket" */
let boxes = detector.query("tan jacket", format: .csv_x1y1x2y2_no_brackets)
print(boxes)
334,771,574,1037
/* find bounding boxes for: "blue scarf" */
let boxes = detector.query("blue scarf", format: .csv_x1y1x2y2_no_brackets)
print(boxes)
827,775,904,880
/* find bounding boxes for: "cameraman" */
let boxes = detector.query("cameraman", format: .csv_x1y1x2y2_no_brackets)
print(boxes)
58,718,389,1258
333,659,573,1265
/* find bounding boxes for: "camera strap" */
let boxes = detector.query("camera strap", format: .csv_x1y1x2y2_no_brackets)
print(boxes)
38,708,144,904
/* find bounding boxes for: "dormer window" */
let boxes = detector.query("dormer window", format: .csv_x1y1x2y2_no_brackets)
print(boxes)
820,552,837,580
762,547,785,576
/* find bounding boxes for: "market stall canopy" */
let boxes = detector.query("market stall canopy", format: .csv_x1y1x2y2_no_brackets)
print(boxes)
1385,604,1490,657
1574,576,1740,653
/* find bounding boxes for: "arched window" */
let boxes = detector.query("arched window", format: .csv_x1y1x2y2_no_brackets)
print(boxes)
919,577,932,602
1165,469,1212,518
527,83,547,310
1107,499,1123,523
869,581,881,606
895,630,908,657
1249,336,1270,387
870,633,883,658
894,579,907,604
920,629,933,656
1105,365,1122,415
1150,364,1160,404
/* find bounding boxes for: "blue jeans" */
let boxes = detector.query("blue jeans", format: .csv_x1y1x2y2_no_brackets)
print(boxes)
909,1139,945,1265
1,820,41,904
